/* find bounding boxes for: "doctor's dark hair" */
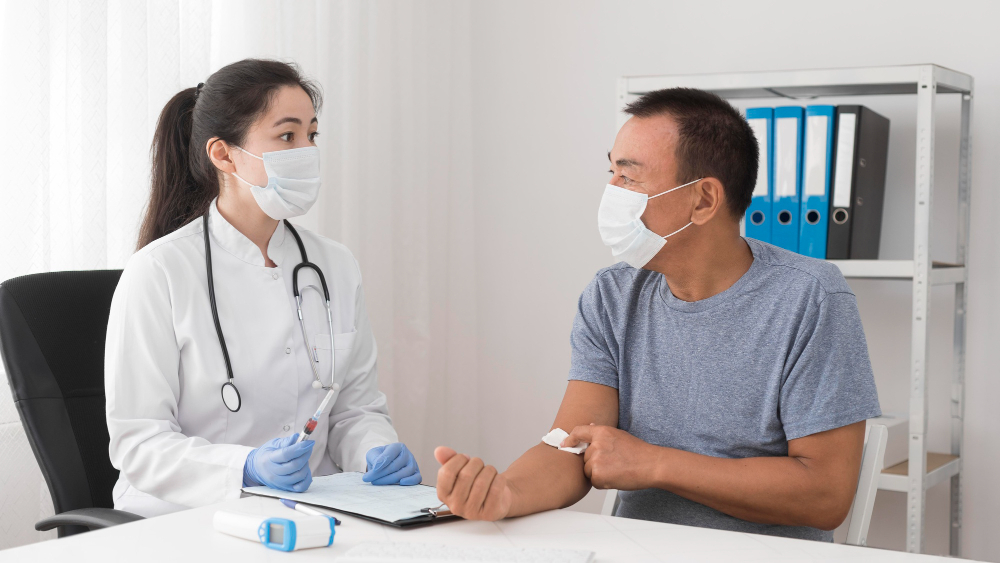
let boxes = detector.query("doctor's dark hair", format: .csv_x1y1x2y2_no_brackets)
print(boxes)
623,88,758,218
138,59,322,250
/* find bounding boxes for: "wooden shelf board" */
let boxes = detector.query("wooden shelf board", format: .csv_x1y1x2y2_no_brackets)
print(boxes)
882,453,958,476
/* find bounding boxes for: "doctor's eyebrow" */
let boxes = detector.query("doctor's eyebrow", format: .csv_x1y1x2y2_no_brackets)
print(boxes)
272,116,319,127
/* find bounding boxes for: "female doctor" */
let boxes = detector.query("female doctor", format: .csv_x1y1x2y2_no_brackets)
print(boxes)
105,59,419,517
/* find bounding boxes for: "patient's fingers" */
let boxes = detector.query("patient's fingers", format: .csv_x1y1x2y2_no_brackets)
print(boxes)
435,446,458,465
436,451,470,498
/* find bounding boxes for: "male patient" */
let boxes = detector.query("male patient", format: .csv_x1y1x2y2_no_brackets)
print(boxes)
434,88,881,541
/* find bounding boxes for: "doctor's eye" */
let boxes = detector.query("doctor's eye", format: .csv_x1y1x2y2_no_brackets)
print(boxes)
280,132,293,142
309,131,320,142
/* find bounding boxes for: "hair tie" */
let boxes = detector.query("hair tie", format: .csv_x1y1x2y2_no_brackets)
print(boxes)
195,82,205,99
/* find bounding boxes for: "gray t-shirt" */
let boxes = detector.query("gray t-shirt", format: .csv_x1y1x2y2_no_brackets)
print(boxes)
568,238,881,542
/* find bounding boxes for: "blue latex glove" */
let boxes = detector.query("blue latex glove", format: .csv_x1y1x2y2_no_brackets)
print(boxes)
243,434,315,492
362,443,421,486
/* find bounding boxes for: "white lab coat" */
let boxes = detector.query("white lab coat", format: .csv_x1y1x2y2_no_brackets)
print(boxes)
105,199,397,517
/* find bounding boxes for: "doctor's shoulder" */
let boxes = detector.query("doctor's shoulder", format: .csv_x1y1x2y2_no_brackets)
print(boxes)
117,216,205,293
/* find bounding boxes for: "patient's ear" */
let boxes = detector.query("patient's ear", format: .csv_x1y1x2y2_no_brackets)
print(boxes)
690,178,726,225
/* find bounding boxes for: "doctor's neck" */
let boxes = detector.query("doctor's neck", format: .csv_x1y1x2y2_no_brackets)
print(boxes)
216,188,280,268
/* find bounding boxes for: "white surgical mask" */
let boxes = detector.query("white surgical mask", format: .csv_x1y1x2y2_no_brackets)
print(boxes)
232,146,321,220
597,178,701,269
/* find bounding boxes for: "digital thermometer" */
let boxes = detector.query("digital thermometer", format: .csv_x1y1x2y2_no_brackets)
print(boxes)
213,511,335,551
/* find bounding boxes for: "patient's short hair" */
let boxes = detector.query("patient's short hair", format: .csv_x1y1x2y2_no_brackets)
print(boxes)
624,88,758,218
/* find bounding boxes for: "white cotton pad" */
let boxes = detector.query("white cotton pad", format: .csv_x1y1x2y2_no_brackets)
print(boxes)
541,428,588,455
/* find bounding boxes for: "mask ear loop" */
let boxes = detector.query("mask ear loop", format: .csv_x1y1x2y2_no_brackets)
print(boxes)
645,177,702,239
661,221,694,239
234,146,264,160
231,146,264,188
646,177,703,200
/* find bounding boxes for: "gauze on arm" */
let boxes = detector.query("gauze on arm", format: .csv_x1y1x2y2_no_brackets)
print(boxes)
541,428,588,455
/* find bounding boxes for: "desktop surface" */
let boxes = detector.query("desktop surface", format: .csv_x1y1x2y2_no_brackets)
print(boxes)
0,495,976,562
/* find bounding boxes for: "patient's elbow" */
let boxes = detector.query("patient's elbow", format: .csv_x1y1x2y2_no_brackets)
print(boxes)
814,507,850,531
810,488,855,531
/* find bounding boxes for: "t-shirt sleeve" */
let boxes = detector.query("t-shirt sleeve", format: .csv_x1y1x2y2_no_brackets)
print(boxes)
568,277,619,389
779,291,882,440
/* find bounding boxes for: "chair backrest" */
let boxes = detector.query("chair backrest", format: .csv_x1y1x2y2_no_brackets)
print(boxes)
601,423,889,546
845,423,888,546
0,270,123,537
601,487,619,517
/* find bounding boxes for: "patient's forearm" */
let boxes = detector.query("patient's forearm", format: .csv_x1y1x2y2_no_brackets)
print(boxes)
502,444,591,518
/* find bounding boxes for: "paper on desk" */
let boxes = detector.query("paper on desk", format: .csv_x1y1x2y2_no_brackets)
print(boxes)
242,472,441,524
542,428,588,454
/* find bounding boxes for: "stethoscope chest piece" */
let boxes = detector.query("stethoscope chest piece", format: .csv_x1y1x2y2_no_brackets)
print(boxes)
221,381,241,412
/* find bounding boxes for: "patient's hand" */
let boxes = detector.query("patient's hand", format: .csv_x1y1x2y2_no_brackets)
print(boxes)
563,424,658,491
434,446,512,521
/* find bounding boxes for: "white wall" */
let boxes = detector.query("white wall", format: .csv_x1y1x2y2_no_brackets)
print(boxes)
468,0,999,560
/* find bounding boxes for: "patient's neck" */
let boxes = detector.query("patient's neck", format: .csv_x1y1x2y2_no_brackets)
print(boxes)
647,222,753,303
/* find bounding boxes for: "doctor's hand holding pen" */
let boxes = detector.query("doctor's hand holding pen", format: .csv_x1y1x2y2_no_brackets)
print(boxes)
243,434,315,493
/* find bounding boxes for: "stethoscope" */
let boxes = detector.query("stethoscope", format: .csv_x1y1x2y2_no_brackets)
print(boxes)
203,212,336,412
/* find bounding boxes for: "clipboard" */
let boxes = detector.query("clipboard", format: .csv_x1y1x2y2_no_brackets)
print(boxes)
241,472,457,528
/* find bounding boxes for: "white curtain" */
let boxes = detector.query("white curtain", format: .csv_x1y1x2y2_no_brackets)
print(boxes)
0,0,475,549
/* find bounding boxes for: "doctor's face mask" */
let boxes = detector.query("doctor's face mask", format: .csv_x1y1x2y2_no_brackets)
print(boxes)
232,146,321,221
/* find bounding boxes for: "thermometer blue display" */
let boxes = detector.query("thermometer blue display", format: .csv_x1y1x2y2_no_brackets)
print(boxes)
258,517,296,551
214,511,334,551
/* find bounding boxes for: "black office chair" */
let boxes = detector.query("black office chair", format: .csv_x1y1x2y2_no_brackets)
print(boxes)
0,270,143,537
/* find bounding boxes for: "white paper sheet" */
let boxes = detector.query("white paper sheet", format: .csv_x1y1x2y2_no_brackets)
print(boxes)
242,472,442,524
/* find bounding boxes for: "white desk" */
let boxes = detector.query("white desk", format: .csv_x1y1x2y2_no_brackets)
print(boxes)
0,496,977,563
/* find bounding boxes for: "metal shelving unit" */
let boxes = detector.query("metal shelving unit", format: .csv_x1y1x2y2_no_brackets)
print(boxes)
617,65,972,556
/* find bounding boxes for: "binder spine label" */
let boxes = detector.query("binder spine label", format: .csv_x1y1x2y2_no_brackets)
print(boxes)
771,109,803,253
799,108,834,259
745,110,773,244
832,114,857,209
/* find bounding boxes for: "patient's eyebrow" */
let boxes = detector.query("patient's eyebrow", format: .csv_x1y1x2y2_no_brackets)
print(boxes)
615,158,642,169
608,152,642,169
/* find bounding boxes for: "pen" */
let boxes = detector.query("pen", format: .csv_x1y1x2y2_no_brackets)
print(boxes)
280,498,341,525
294,385,340,444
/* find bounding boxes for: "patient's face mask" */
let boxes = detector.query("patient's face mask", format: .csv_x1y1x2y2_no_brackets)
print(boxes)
232,146,321,220
597,178,701,269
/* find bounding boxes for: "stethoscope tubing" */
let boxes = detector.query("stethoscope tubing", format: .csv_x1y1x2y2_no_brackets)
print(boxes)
203,212,336,413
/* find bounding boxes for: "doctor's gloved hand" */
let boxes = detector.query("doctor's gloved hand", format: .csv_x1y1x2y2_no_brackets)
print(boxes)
243,434,315,492
362,443,421,486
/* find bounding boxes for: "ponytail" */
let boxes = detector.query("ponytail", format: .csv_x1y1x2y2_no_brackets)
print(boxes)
136,60,322,250
137,86,212,250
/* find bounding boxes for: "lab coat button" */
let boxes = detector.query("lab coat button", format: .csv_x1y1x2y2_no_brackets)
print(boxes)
285,347,291,354
283,425,290,431
272,273,279,280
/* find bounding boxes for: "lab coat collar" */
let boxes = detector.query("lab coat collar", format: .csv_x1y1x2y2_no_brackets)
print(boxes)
207,199,287,267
